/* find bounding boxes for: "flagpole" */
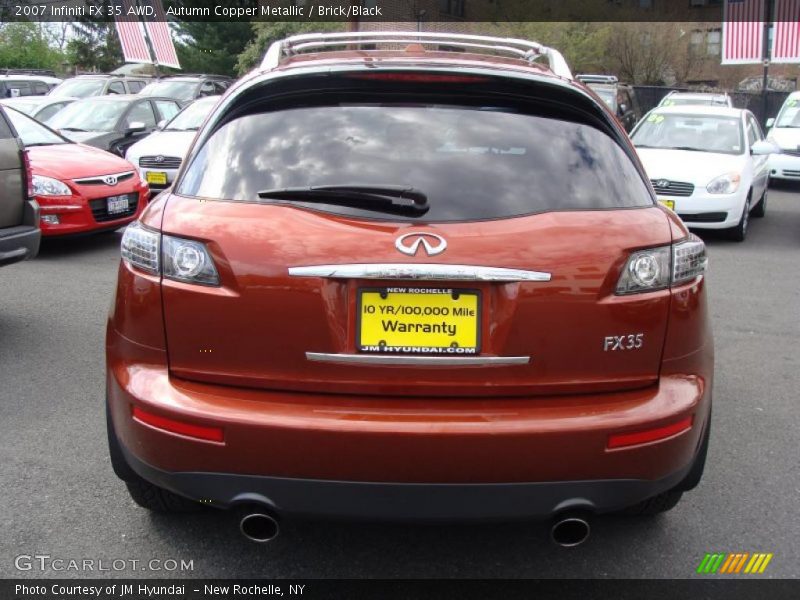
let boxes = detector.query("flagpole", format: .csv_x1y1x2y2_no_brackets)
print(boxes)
761,0,773,125
135,0,161,80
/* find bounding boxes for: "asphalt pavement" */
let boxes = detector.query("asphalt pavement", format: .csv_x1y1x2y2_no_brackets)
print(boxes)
1,187,798,579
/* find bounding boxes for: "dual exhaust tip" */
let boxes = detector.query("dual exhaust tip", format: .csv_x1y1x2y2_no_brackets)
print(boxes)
238,509,590,547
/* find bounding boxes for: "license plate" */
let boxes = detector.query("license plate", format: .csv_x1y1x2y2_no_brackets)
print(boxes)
658,199,675,211
107,195,130,214
358,288,480,354
145,171,167,185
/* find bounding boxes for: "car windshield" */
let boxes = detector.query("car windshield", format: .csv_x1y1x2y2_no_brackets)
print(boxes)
775,97,800,127
164,98,216,131
49,79,106,98
5,107,69,147
632,113,743,155
590,87,616,110
140,81,196,102
178,103,652,222
0,99,40,116
47,99,127,132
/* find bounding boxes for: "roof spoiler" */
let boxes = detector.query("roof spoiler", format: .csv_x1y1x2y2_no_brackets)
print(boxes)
261,31,573,79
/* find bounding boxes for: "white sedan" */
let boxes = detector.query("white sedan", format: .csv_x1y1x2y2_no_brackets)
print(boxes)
125,95,219,196
631,106,776,242
765,91,800,181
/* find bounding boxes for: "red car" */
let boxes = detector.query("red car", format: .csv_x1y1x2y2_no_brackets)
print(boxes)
106,33,713,546
3,107,148,236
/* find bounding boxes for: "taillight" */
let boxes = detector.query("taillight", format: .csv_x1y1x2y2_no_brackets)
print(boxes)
22,150,34,199
616,234,707,295
121,221,220,286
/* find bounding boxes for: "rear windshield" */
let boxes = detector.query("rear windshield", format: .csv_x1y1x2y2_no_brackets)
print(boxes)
177,104,652,222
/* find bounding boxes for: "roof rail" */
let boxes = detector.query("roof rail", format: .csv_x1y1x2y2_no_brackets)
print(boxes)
261,31,573,79
576,74,618,84
1,68,58,77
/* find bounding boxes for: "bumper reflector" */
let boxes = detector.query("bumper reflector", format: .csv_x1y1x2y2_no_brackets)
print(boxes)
132,406,224,443
608,416,693,449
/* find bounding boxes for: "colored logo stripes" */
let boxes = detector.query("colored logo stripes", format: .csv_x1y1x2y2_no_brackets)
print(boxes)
696,552,773,574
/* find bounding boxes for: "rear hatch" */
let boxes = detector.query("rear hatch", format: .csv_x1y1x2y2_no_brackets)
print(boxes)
160,70,673,397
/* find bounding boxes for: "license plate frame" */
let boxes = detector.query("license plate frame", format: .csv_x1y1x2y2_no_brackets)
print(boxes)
356,287,482,355
145,171,168,185
106,194,130,215
658,198,675,211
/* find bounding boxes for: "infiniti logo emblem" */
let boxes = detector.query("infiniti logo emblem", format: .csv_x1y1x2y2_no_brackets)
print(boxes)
395,232,447,257
103,175,118,186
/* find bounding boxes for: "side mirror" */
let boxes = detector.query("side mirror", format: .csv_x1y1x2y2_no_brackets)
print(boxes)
766,118,775,128
157,119,167,130
124,121,146,136
751,140,779,155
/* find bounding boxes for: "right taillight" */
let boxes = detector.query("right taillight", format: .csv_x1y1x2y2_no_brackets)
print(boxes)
22,149,34,199
616,234,707,295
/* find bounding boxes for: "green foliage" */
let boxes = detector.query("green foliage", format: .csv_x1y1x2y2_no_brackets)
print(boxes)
0,23,65,70
65,23,124,73
175,22,254,76
236,22,346,75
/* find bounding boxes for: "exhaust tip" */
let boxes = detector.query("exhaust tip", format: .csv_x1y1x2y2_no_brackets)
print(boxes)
551,516,590,547
240,513,279,543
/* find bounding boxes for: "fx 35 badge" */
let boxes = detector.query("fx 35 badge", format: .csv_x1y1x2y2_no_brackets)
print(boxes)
604,334,644,351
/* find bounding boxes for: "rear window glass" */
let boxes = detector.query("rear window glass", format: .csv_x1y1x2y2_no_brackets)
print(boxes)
178,104,652,222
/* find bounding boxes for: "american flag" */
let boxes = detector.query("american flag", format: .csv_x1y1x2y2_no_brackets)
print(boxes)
772,0,800,63
140,0,181,69
114,0,151,64
722,0,766,64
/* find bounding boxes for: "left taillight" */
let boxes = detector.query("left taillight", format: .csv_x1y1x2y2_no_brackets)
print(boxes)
121,221,220,286
616,234,707,295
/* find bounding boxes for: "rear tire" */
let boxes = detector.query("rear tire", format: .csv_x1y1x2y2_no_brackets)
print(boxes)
107,400,200,513
751,185,767,218
726,193,751,242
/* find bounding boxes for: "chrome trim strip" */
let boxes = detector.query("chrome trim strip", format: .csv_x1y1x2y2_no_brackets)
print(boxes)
73,170,135,184
306,353,530,366
288,263,551,282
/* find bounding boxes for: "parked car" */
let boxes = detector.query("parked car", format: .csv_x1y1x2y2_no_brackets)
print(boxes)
0,105,40,266
631,105,775,241
576,74,642,131
658,91,733,108
48,74,150,98
1,74,62,98
0,96,76,125
138,75,232,105
765,91,800,181
107,32,714,541
125,95,220,195
2,107,148,236
47,95,182,157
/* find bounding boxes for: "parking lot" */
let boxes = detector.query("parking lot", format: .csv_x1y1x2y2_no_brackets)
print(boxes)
1,185,798,579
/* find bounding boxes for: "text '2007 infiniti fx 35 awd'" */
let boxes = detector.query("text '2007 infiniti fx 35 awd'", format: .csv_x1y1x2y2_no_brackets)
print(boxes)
106,32,713,543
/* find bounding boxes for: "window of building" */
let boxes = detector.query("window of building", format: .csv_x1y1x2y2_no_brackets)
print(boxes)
707,29,721,56
439,0,465,17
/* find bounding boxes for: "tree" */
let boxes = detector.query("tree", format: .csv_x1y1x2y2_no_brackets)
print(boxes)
0,22,65,71
65,22,124,73
236,22,346,75
174,22,254,76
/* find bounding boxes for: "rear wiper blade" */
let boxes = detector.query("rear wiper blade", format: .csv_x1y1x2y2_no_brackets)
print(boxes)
257,184,429,216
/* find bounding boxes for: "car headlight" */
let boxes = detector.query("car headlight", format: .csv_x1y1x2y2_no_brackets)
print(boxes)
32,175,71,196
706,172,741,195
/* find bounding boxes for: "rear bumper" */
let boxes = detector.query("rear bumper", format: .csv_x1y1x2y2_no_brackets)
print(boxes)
0,226,40,267
119,442,697,520
108,326,712,518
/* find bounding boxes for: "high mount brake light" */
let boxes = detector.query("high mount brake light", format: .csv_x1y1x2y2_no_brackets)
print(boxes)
346,73,489,83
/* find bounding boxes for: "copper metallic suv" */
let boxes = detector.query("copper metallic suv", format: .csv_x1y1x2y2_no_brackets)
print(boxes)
106,32,713,545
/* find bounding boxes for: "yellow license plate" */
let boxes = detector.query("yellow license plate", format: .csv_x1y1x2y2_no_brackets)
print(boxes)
145,171,168,185
358,288,480,354
658,199,675,211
